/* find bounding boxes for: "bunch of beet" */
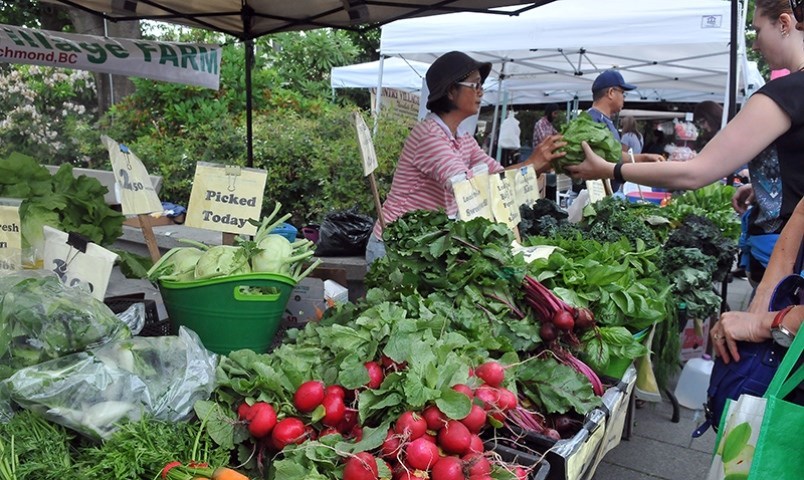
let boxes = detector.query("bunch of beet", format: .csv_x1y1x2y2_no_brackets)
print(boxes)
522,275,595,342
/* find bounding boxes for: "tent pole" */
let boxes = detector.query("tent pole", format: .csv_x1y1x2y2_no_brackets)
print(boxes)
495,91,509,162
373,55,386,136
727,0,738,121
487,60,507,156
245,39,254,168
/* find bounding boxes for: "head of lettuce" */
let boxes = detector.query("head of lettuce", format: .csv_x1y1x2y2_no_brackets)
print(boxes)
553,112,622,173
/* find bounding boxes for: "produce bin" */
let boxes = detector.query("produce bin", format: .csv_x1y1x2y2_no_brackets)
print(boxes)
159,273,296,354
597,365,637,457
483,441,551,480
598,328,649,379
104,293,168,336
488,408,607,480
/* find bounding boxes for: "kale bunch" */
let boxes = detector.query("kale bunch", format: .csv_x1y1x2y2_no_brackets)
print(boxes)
582,197,660,249
664,215,738,282
659,246,722,319
518,199,581,238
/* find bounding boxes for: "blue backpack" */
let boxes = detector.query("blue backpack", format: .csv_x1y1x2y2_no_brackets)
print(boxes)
693,245,804,437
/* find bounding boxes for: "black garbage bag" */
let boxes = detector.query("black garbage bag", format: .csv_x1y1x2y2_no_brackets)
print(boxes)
314,209,375,257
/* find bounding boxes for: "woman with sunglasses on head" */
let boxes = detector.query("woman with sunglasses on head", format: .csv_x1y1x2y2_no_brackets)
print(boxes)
365,51,567,264
568,0,804,311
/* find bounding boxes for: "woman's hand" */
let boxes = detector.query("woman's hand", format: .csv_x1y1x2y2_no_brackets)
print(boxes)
731,184,754,214
565,141,615,180
526,134,566,174
710,310,774,363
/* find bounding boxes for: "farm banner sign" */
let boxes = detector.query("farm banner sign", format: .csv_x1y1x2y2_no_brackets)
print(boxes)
0,23,221,89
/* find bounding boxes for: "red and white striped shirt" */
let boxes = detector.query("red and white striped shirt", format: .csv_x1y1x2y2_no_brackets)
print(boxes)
373,115,504,238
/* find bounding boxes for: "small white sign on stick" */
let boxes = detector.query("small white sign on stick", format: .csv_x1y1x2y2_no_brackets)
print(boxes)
354,112,379,176
102,135,162,215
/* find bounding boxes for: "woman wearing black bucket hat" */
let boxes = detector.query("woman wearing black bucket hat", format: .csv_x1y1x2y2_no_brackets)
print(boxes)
365,51,567,264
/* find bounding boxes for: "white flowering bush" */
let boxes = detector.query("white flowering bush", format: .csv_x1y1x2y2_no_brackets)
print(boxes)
0,64,100,165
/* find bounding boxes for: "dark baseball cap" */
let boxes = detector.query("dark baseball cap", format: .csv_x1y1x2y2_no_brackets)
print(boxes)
592,69,637,92
425,51,492,110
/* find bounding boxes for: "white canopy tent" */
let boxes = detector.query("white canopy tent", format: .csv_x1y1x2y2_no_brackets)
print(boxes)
379,0,761,105
331,57,431,92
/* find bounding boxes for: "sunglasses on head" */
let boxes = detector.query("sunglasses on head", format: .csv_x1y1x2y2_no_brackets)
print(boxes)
792,0,804,23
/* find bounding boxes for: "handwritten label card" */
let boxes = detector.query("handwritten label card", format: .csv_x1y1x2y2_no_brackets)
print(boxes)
513,165,540,209
185,162,268,235
43,226,119,300
489,173,521,230
0,199,22,271
101,135,163,215
354,112,379,176
585,179,608,204
452,171,493,222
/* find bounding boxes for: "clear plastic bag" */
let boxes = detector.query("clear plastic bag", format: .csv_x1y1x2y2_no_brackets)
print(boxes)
3,327,217,439
0,270,130,379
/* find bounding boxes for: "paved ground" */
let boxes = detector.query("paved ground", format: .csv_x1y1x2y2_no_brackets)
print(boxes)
592,276,753,480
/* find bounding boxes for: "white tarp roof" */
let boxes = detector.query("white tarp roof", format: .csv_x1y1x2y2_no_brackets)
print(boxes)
331,57,430,91
380,0,762,104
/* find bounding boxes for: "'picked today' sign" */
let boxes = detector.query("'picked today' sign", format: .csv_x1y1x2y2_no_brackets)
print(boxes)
0,23,221,89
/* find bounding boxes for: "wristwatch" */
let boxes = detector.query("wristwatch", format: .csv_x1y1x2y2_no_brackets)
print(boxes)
771,305,796,347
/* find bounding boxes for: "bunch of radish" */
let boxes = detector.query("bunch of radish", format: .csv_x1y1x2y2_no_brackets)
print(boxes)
521,275,595,342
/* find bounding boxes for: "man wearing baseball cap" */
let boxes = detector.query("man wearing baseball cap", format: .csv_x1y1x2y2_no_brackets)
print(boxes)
584,70,663,191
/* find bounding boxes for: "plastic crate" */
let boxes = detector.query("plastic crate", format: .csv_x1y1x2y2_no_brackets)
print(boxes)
483,440,551,480
105,293,168,337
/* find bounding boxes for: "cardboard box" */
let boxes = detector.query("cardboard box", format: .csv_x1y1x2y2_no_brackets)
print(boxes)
680,315,711,361
283,267,348,324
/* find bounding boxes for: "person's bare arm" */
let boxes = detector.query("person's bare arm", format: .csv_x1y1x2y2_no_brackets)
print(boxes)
748,197,804,313
566,94,791,189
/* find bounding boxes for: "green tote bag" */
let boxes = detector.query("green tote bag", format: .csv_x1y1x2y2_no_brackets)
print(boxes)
747,328,804,479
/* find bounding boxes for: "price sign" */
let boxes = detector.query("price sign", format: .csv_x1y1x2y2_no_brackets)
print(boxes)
101,135,163,215
185,162,268,235
489,173,520,230
585,179,608,203
354,112,379,176
43,226,119,300
453,170,493,222
0,199,22,271
513,165,540,209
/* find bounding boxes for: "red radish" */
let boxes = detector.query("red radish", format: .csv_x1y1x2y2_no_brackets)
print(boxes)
459,404,487,433
392,470,421,480
381,429,401,459
420,433,437,444
394,411,427,440
325,385,346,399
431,456,465,480
514,466,528,480
322,394,346,427
574,307,595,331
343,451,379,480
294,380,325,413
468,368,475,377
350,425,364,441
474,361,505,388
543,428,561,441
305,425,318,441
438,420,471,455
237,401,252,420
423,405,448,431
405,437,440,471
338,409,359,433
319,427,340,438
539,322,558,341
496,388,518,411
488,411,505,423
271,417,306,450
463,453,491,477
552,310,575,331
365,361,384,389
452,384,474,400
467,435,484,454
474,386,500,410
381,354,407,371
247,402,277,438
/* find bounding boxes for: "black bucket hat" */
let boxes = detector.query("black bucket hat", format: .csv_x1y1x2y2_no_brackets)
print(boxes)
425,51,492,110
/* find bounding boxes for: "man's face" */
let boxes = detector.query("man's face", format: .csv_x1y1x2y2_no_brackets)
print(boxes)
609,87,626,113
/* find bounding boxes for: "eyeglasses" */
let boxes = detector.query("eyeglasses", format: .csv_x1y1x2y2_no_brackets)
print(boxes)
792,0,804,23
456,81,484,92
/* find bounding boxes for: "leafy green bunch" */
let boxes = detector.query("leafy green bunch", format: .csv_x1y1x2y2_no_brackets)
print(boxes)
661,183,741,241
555,111,622,172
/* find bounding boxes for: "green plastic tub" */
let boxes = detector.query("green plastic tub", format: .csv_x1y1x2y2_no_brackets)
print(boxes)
599,327,650,379
159,273,296,355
